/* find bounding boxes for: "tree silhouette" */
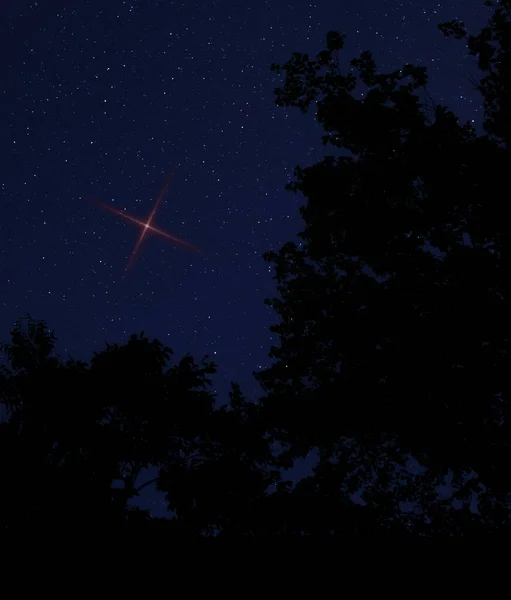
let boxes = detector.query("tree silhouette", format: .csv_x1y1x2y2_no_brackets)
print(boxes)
255,2,511,533
0,316,278,533
439,0,511,151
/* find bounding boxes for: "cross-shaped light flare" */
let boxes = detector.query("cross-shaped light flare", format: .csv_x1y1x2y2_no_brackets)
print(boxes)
93,176,199,271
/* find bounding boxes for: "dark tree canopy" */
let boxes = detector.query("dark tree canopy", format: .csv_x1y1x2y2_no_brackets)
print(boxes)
0,316,277,534
255,0,511,532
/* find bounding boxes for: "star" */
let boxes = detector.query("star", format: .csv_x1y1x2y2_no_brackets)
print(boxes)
92,175,199,271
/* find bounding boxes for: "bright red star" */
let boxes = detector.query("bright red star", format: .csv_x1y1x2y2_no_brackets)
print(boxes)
92,175,199,271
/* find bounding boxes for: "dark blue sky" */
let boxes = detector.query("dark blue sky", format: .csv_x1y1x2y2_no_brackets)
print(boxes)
1,0,489,513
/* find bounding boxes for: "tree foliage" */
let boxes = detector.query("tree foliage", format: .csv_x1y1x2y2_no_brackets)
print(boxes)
0,316,276,533
439,0,511,150
257,0,511,532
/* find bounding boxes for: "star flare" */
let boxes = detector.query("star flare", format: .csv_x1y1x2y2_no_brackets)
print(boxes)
93,176,199,270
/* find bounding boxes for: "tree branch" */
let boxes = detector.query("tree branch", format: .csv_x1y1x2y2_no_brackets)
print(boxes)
134,476,159,494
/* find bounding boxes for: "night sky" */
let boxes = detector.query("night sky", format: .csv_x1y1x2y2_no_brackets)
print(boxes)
1,0,489,515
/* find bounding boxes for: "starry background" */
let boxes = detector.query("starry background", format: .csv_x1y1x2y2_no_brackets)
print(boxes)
1,0,489,515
